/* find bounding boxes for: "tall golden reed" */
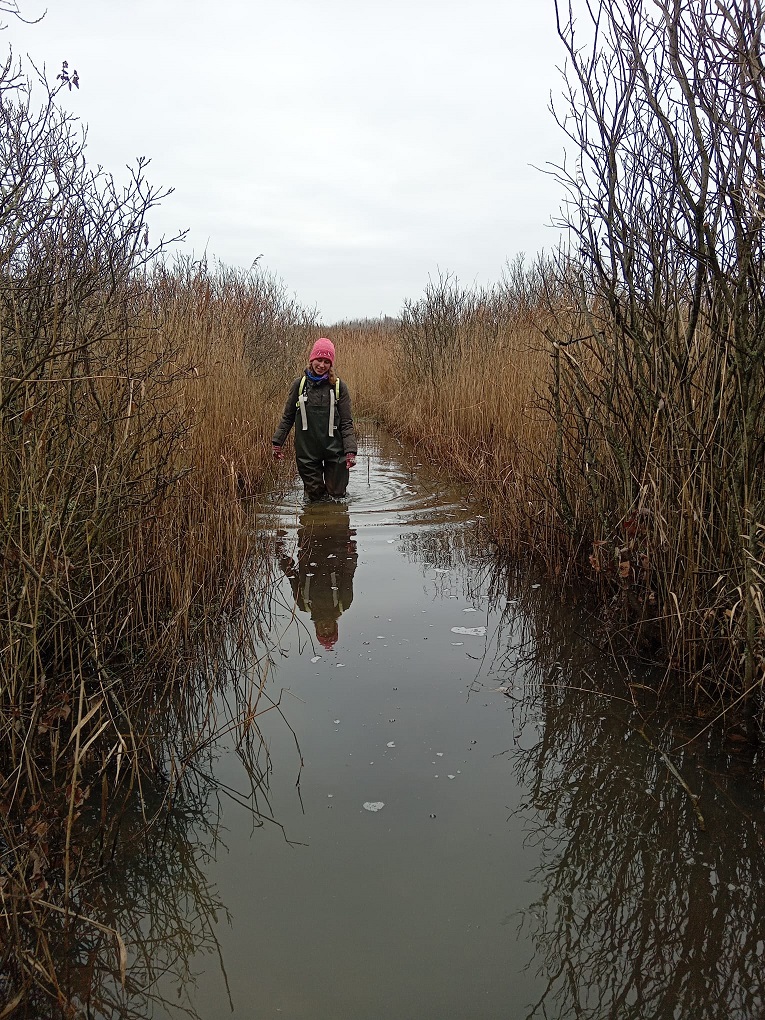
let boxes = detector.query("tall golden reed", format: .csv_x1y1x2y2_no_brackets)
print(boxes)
330,264,765,733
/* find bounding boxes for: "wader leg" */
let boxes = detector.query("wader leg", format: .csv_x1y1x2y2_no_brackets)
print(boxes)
323,458,350,498
297,458,328,502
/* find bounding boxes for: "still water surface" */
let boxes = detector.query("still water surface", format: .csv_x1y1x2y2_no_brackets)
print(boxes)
136,431,765,1020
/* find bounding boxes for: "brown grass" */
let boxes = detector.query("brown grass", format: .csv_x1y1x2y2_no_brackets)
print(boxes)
330,264,765,732
0,253,314,1013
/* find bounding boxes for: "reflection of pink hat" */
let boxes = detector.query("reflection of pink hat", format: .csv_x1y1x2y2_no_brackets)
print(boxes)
315,619,338,650
309,338,335,365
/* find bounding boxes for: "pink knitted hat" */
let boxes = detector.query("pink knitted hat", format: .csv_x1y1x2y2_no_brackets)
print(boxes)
309,338,335,365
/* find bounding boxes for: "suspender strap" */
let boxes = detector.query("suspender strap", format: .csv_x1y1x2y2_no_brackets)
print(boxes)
296,376,341,435
297,376,308,431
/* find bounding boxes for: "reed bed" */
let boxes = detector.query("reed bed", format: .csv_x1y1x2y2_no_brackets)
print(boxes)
333,265,568,565
0,60,316,1010
332,257,765,736
335,0,765,736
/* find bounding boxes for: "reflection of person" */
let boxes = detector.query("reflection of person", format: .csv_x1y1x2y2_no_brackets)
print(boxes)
278,505,357,650
271,337,358,503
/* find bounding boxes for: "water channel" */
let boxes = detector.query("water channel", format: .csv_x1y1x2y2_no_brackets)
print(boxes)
103,429,765,1020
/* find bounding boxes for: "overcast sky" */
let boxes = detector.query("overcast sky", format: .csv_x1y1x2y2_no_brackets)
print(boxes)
7,0,568,323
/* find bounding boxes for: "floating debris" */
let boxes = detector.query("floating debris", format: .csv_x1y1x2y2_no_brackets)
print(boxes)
387,741,396,748
363,802,385,812
451,626,487,637
333,719,340,724
463,607,478,613
311,656,321,663
448,775,456,780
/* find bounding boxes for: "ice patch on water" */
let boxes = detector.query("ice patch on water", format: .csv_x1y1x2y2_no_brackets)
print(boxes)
463,607,478,613
311,656,321,663
451,626,487,636
387,741,396,748
363,802,385,812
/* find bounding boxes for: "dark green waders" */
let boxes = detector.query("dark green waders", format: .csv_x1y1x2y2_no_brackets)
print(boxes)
272,374,357,502
296,451,349,501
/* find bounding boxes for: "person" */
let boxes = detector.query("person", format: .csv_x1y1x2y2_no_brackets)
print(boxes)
277,504,357,650
271,337,358,502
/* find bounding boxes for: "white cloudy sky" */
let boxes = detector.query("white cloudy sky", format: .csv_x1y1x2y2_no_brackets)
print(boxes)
7,0,569,323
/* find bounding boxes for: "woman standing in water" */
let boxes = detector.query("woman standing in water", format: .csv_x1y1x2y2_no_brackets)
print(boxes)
272,338,358,502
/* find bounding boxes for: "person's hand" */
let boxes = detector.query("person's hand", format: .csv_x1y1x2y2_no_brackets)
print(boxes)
346,452,357,469
272,445,284,461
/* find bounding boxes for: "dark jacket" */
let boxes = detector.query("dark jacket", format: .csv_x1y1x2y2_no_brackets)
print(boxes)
272,373,357,460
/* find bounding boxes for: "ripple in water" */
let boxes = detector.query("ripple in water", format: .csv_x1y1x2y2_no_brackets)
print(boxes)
260,432,474,532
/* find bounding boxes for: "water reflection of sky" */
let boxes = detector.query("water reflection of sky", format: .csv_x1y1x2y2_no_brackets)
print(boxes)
97,431,765,1019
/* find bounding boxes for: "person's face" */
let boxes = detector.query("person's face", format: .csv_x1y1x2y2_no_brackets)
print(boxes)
310,357,331,375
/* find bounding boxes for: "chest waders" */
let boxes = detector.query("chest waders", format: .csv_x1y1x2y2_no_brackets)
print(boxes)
295,376,349,501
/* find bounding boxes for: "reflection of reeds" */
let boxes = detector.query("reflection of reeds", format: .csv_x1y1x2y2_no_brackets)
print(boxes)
511,676,765,1020
459,558,765,1019
10,731,273,1020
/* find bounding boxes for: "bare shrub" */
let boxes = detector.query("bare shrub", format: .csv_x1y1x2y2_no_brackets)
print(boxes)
0,58,308,1012
544,0,765,712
